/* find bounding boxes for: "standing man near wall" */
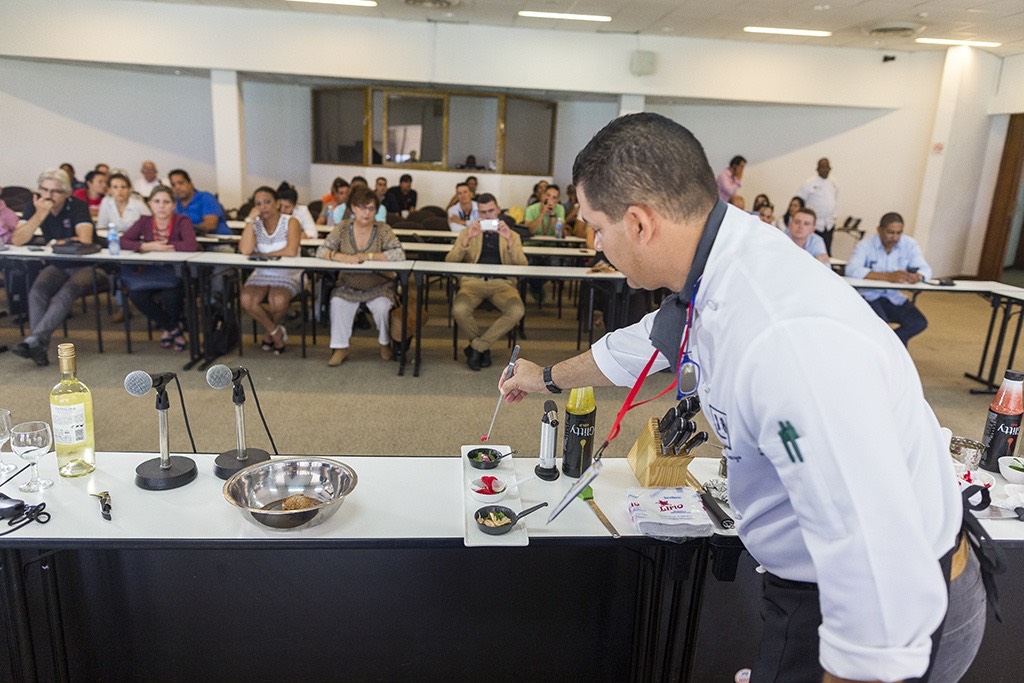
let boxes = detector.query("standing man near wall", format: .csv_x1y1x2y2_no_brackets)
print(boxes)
500,113,987,682
716,155,745,202
799,157,839,254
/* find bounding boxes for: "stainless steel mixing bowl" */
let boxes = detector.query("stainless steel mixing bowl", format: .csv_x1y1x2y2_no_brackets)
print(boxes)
223,457,358,531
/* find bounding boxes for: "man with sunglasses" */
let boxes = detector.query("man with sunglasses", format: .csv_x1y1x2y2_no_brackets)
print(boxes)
9,168,94,366
500,114,984,682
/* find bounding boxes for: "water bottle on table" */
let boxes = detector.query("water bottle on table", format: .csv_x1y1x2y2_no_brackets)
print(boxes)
107,222,120,255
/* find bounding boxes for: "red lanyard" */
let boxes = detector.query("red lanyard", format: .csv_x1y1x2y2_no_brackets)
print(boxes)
602,301,695,447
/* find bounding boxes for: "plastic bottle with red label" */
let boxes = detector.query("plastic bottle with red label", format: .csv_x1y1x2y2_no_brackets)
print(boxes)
980,369,1024,472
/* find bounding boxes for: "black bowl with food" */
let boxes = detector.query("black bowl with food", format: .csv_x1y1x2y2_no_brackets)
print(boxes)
474,502,548,536
467,447,510,470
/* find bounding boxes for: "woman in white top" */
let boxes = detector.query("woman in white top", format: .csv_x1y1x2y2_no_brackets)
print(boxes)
239,186,302,354
246,182,318,238
96,172,150,232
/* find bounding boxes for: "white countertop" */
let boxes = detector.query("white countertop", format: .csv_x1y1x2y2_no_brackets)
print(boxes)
2,452,651,545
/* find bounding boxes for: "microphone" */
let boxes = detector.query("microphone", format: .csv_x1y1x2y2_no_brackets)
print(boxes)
205,364,271,479
124,370,177,397
206,364,248,390
122,370,197,491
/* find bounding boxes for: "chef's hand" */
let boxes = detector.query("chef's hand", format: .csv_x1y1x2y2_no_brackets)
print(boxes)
499,358,545,404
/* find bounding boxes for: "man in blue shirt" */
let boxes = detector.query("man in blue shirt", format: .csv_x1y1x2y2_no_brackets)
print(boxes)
845,212,931,346
168,169,230,235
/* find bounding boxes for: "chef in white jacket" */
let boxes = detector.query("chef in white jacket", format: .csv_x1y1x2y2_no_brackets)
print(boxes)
500,113,987,682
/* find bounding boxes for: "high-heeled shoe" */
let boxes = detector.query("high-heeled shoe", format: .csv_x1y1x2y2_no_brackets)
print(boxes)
271,325,288,355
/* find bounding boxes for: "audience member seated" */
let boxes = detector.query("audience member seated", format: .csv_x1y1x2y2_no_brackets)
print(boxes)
446,176,479,208
316,186,405,367
716,155,745,202
61,163,85,192
331,177,387,224
238,186,303,355
563,183,580,226
752,193,771,212
245,182,317,238
119,185,199,351
524,185,564,237
134,160,165,197
777,195,805,230
447,182,478,234
846,211,931,346
96,173,150,232
72,170,107,222
9,168,95,366
374,176,388,203
382,174,418,214
728,194,746,210
94,163,110,176
168,169,230,235
318,177,350,225
0,188,19,244
784,208,830,266
445,193,528,371
524,180,548,208
757,203,776,227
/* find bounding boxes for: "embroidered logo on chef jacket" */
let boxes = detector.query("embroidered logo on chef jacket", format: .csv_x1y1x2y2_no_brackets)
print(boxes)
709,404,730,449
778,421,803,463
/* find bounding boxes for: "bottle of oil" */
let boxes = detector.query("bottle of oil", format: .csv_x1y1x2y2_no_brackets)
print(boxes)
50,343,96,477
562,387,596,478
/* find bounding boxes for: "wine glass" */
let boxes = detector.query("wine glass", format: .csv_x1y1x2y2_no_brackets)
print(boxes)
0,409,16,475
10,421,53,493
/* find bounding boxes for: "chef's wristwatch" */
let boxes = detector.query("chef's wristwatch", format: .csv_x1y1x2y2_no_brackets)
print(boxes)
543,366,562,394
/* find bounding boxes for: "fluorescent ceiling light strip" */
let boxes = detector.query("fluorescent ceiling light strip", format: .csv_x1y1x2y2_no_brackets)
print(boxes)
915,37,1001,48
518,11,612,23
287,0,378,7
744,26,832,37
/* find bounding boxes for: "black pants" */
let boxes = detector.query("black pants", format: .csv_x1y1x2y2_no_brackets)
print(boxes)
869,297,928,346
128,284,184,333
814,228,834,255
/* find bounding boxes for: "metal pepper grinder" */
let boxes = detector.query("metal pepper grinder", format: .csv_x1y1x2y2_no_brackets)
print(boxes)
535,400,560,481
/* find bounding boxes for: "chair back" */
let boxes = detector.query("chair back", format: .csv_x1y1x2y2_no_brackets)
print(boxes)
421,217,450,232
386,212,403,226
406,210,434,225
419,205,447,219
0,186,33,213
308,200,323,221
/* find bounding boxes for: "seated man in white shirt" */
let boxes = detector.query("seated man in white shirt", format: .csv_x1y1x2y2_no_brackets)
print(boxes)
134,160,165,198
784,207,831,265
845,211,930,346
447,182,478,233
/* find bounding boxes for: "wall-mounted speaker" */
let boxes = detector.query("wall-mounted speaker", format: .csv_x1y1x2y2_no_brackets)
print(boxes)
630,50,657,77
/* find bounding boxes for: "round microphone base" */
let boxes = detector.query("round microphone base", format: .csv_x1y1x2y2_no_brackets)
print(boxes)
535,464,560,481
214,448,271,480
135,456,198,491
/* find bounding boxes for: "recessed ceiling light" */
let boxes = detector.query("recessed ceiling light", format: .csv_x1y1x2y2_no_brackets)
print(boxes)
518,11,612,23
287,0,378,7
813,4,830,10
406,0,452,8
915,37,1001,47
744,26,832,37
660,26,674,33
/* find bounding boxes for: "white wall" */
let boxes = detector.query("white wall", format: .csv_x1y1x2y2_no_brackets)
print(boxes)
0,56,216,191
991,53,1024,115
647,51,944,244
242,79,314,202
552,100,620,186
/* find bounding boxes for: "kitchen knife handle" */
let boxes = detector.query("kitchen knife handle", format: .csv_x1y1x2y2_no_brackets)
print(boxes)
701,491,735,530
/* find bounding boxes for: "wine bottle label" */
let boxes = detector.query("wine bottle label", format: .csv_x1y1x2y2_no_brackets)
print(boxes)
51,404,87,445
562,412,595,478
980,409,1022,471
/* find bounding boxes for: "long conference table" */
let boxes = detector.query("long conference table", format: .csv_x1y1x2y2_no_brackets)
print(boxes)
3,244,1024,391
2,446,1023,680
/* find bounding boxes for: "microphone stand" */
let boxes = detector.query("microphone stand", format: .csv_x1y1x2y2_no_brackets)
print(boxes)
135,388,198,490
213,381,271,480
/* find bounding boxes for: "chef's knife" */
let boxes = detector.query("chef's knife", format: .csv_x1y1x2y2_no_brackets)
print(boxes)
579,485,620,538
547,454,604,524
973,506,1024,520
686,472,735,530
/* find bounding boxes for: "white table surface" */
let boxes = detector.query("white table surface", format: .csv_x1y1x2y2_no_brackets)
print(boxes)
844,277,1002,294
411,260,626,281
185,251,415,273
0,244,195,264
1,452,648,544
400,241,595,259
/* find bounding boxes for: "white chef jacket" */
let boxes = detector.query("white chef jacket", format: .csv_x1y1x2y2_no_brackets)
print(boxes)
799,174,839,231
592,206,961,681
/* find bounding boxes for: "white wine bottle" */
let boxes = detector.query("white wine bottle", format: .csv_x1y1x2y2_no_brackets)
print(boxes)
50,343,96,477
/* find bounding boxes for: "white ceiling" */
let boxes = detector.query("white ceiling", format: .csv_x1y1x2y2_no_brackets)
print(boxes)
133,0,1024,56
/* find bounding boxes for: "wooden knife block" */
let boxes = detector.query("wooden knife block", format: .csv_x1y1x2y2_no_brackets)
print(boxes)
627,417,695,487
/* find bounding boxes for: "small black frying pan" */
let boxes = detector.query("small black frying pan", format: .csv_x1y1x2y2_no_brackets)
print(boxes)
467,447,515,470
474,502,549,535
